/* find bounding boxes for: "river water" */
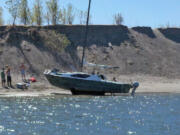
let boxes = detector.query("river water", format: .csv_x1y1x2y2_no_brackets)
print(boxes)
0,93,179,135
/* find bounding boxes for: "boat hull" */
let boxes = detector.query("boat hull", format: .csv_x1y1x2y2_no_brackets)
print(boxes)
45,74,132,95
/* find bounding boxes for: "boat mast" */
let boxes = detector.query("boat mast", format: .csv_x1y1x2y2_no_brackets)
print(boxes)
81,0,92,72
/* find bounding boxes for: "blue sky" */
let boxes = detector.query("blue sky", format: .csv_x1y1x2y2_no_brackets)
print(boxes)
0,0,180,28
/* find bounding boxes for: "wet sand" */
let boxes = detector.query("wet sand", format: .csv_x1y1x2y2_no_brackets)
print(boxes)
0,75,179,97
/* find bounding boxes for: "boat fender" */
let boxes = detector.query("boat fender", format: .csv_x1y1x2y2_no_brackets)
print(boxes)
131,82,139,96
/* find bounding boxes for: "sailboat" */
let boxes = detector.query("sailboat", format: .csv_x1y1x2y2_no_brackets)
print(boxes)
44,0,139,95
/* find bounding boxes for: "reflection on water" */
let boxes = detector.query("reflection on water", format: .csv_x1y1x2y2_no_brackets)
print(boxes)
0,94,180,135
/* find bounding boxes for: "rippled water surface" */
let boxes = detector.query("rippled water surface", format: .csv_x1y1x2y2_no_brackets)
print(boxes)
0,94,180,135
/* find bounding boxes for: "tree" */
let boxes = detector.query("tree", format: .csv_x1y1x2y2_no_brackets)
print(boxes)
0,7,3,25
44,12,50,25
46,0,59,25
32,0,43,25
79,10,84,24
66,4,75,25
29,11,35,25
19,0,30,25
59,4,75,25
58,8,63,24
5,0,20,25
59,7,67,24
78,10,92,25
114,13,123,25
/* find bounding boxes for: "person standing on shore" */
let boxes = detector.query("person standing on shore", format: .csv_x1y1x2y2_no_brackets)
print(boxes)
20,63,26,81
6,66,12,87
1,68,6,87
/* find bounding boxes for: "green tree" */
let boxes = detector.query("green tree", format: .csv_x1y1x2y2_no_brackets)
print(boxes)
19,0,30,25
29,11,35,25
114,13,123,25
59,4,75,25
29,12,33,25
5,0,20,25
46,0,59,25
0,7,3,25
32,0,43,25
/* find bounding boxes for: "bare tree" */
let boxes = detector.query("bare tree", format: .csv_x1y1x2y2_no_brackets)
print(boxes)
19,0,30,25
58,8,63,24
32,0,43,25
114,13,123,25
66,4,75,25
78,10,92,25
79,10,84,24
0,7,3,25
44,12,50,25
5,0,20,25
46,0,59,25
59,7,67,24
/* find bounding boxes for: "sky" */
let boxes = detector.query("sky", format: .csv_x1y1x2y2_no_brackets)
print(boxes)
0,0,180,28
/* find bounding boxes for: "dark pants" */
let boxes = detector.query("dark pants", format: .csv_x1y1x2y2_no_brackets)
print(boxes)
2,79,6,83
7,76,11,87
2,79,6,87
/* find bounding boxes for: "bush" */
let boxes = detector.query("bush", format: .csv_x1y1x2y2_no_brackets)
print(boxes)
39,29,70,52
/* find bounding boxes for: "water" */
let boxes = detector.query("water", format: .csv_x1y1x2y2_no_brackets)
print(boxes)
0,94,180,135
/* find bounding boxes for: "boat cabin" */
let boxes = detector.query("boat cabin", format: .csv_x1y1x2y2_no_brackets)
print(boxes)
59,72,107,81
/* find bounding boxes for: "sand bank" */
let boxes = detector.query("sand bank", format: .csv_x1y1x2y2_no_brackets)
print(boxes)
0,75,179,97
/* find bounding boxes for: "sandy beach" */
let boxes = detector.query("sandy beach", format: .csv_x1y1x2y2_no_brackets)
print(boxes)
0,74,179,97
116,74,180,93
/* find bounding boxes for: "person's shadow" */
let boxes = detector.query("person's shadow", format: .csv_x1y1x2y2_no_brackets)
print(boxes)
6,85,15,89
4,86,9,89
10,85,15,89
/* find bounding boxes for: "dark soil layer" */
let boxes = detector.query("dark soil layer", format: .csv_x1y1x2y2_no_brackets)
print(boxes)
132,26,156,38
158,28,180,43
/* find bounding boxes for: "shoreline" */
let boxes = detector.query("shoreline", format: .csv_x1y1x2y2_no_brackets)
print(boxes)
0,91,179,97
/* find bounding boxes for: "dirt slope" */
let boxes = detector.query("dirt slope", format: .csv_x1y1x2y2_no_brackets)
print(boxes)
0,25,180,78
